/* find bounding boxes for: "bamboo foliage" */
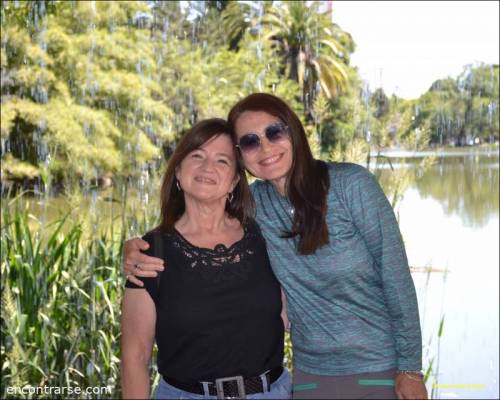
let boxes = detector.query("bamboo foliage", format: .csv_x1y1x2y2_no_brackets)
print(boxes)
1,207,124,398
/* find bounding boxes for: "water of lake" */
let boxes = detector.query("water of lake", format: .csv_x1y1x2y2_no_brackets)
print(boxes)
376,147,499,399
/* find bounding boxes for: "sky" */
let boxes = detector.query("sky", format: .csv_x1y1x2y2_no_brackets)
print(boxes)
331,1,499,99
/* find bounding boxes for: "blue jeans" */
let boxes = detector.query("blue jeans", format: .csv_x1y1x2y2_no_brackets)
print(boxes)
155,368,292,399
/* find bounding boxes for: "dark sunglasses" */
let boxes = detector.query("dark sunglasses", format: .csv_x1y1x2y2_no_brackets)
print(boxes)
236,122,290,153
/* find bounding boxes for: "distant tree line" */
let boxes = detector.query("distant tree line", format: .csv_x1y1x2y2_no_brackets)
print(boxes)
1,0,498,190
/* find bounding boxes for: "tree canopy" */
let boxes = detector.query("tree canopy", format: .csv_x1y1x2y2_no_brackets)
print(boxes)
1,1,498,190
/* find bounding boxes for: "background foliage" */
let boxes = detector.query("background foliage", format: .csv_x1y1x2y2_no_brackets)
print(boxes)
1,0,497,190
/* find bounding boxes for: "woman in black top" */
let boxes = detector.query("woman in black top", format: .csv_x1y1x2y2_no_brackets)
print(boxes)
121,118,290,399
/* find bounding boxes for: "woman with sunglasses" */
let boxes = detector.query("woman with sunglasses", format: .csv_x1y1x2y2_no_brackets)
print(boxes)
123,94,427,400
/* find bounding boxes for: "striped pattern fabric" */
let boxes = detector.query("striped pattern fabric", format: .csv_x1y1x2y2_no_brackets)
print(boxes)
250,162,422,375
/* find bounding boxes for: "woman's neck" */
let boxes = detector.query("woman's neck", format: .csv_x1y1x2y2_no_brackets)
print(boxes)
176,197,231,234
270,175,287,196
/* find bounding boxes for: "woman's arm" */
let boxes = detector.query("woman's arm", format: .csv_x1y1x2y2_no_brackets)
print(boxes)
121,288,156,399
345,165,422,369
345,165,427,399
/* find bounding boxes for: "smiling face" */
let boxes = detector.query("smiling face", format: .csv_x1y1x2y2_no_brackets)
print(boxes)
234,111,293,191
175,134,239,204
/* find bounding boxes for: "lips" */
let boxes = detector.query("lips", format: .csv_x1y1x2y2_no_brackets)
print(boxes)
259,153,283,166
194,176,216,184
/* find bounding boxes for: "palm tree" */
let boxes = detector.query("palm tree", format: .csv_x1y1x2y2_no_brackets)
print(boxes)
263,1,352,115
222,1,353,117
221,1,273,50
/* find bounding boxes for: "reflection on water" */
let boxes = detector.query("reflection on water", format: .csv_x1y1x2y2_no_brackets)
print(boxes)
4,174,162,241
377,147,499,400
378,147,499,228
415,152,499,228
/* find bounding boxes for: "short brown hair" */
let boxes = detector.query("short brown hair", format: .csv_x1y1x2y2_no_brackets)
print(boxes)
228,93,330,255
157,118,254,232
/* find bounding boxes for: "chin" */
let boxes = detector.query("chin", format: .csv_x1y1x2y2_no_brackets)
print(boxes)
257,169,288,182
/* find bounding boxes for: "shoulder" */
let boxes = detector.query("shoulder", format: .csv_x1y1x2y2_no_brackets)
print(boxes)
326,162,383,207
142,228,163,246
141,229,173,258
327,161,376,189
243,217,263,236
327,161,372,179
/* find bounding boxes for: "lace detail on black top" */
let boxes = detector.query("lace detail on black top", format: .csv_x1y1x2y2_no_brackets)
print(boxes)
172,224,258,284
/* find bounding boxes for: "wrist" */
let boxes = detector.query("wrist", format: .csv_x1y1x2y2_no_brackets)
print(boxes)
397,370,424,381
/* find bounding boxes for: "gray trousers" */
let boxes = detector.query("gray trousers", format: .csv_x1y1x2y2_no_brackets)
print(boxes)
293,368,397,399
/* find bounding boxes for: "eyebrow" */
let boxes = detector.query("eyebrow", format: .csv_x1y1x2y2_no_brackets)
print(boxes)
241,121,283,134
193,148,233,159
214,153,233,159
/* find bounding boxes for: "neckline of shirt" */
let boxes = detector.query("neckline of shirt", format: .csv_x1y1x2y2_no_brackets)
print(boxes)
262,180,295,217
173,224,249,254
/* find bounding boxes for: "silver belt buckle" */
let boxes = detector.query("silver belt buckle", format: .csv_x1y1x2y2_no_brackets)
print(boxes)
215,375,246,399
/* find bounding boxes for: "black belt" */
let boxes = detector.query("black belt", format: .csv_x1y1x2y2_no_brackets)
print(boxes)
162,366,283,398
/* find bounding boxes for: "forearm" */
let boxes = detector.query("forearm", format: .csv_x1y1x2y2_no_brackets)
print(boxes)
377,239,422,369
383,269,423,370
121,356,151,399
120,289,156,400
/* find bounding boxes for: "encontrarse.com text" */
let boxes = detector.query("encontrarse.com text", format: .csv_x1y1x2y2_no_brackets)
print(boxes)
6,385,112,397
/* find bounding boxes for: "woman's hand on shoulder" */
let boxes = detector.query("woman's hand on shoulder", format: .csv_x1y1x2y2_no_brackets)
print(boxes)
123,237,164,287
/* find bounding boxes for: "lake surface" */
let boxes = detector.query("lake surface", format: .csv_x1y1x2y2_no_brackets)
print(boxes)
376,147,499,399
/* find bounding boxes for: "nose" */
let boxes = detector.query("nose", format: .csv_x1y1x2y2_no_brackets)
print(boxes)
200,157,216,171
259,133,273,152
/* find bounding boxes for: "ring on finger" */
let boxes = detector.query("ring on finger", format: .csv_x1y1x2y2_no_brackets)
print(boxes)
134,263,141,271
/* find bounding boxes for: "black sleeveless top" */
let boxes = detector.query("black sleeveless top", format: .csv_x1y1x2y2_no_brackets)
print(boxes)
125,220,284,383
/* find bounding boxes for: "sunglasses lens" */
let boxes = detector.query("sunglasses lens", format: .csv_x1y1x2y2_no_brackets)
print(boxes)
266,123,287,142
238,123,288,153
239,134,261,152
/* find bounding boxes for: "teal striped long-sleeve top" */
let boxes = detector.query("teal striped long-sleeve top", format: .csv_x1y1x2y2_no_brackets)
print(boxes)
251,161,422,375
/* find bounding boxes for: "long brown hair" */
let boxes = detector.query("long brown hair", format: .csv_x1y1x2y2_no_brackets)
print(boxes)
157,118,254,233
227,93,330,255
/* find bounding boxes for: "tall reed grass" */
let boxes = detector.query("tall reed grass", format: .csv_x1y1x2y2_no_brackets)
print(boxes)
1,204,126,398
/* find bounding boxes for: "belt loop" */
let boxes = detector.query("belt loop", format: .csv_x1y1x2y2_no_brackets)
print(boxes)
259,369,271,393
201,382,210,397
